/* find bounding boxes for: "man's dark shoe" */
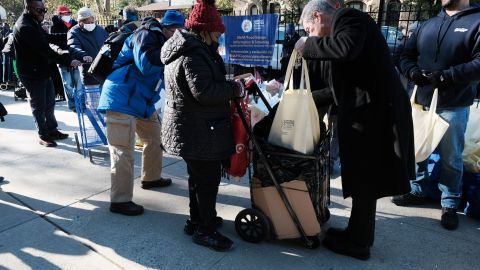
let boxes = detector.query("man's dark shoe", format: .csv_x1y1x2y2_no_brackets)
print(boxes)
49,130,69,140
391,193,427,206
192,229,233,251
322,234,370,260
110,201,144,216
441,207,459,230
184,217,224,236
141,178,172,189
326,227,349,239
39,136,57,147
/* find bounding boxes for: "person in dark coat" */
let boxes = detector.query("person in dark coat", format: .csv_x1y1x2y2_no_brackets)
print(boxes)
13,0,81,147
49,5,81,110
160,0,244,252
395,0,480,231
67,7,108,89
295,0,415,260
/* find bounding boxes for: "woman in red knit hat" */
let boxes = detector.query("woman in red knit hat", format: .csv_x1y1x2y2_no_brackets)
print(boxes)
160,0,244,251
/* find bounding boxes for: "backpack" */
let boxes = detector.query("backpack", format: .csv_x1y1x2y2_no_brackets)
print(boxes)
88,22,139,83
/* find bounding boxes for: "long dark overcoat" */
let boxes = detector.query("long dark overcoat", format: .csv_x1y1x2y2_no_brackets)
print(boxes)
303,8,415,199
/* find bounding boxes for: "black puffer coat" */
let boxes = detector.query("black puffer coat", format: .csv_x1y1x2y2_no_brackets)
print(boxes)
160,30,238,161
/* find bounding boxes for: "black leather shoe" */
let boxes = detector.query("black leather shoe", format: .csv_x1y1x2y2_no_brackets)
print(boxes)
39,135,57,147
326,227,349,239
184,217,224,236
323,234,370,260
141,178,172,189
441,207,459,230
49,130,69,140
391,193,427,206
110,201,144,216
192,229,233,251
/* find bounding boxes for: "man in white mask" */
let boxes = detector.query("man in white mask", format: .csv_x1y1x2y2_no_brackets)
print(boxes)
67,7,108,89
49,5,81,112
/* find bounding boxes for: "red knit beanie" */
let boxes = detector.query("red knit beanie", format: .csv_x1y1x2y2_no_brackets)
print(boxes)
56,5,71,15
185,0,225,33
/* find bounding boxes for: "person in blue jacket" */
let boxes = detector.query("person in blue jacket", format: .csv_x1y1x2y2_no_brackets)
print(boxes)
98,11,185,216
395,0,480,231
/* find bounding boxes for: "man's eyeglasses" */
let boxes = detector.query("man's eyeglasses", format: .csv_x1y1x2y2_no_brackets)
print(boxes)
32,7,48,14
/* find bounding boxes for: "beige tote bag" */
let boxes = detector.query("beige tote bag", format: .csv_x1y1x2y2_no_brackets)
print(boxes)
411,86,449,162
268,51,321,155
463,102,480,173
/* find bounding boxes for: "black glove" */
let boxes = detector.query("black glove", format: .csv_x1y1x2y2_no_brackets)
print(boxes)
425,70,452,88
410,69,429,87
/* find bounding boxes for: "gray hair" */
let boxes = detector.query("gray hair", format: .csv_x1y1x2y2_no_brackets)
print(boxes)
299,0,341,23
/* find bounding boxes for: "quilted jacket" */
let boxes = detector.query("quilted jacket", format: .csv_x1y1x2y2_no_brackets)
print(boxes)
160,30,238,160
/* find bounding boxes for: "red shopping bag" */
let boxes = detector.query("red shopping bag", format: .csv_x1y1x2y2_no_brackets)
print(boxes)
227,99,250,178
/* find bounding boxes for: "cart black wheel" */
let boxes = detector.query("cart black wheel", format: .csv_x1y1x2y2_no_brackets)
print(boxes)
14,97,18,101
235,208,270,243
321,207,331,223
74,133,81,154
304,236,320,249
88,149,93,163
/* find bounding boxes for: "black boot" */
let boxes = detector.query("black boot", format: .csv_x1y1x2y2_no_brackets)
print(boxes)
192,229,233,251
323,234,370,260
110,201,144,216
141,178,172,189
184,217,224,236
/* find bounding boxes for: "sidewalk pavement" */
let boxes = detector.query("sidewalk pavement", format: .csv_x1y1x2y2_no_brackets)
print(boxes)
0,89,479,270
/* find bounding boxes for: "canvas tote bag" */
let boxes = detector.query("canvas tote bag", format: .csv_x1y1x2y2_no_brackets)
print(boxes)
411,86,449,162
268,51,321,155
463,101,480,173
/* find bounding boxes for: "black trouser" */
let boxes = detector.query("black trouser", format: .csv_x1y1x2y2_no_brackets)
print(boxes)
19,76,58,137
347,196,377,247
184,158,222,232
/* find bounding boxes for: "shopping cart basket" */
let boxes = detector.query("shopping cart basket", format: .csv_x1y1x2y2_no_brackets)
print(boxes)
74,87,107,162
233,82,330,249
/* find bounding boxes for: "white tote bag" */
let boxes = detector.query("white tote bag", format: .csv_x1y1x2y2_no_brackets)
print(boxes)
411,86,449,162
268,51,321,155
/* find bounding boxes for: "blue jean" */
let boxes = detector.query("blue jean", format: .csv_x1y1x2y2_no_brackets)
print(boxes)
411,107,470,209
58,66,82,110
19,76,58,137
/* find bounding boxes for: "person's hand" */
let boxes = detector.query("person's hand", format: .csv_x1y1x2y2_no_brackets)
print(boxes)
294,36,308,56
425,70,451,88
83,56,93,63
70,59,82,67
410,69,429,87
233,80,246,98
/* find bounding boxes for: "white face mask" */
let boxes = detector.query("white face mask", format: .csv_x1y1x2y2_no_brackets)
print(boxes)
61,16,71,23
83,23,96,32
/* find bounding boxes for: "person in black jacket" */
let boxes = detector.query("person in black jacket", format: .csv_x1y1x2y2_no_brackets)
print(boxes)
13,0,81,147
161,0,244,252
50,5,80,111
296,0,415,260
394,0,480,231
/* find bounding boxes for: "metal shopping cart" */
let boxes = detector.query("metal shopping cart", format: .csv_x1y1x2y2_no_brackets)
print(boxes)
74,87,107,162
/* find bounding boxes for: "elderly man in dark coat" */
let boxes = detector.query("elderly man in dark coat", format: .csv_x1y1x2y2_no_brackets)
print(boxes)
295,0,415,260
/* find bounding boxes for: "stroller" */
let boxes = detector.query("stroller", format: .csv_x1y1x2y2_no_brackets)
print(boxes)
233,82,330,249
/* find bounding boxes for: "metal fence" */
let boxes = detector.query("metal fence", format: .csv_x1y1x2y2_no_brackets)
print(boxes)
222,4,441,81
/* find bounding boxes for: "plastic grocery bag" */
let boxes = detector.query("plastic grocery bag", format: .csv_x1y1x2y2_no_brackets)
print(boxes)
463,101,480,173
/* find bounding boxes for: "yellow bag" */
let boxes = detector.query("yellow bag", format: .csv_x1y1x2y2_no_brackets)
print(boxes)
411,86,449,162
268,51,320,155
463,102,480,173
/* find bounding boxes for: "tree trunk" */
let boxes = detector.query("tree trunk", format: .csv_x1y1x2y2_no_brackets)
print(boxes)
105,0,111,16
95,0,104,15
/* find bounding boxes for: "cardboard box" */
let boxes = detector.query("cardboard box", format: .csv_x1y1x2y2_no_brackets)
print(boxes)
252,177,321,239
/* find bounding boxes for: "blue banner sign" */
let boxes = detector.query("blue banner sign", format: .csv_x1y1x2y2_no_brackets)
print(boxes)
219,14,279,66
